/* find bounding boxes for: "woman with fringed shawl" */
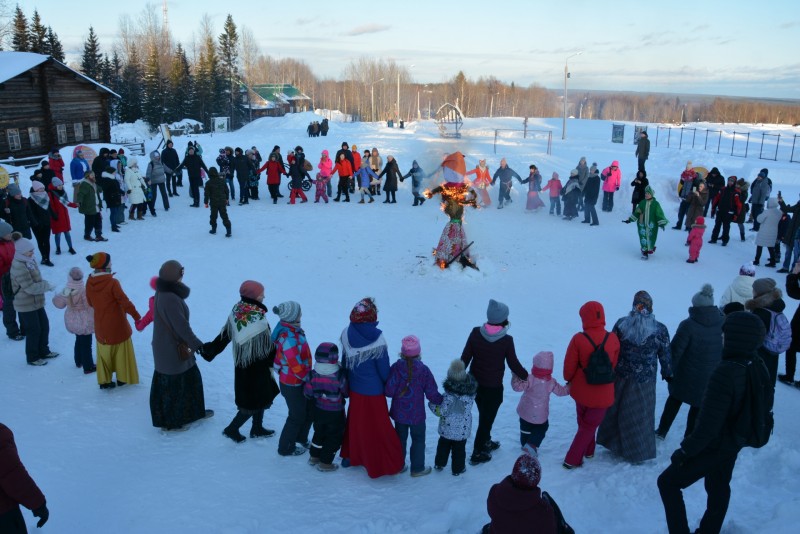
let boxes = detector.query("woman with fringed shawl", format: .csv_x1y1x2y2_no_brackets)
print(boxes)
201,280,280,443
597,291,673,463
339,297,404,477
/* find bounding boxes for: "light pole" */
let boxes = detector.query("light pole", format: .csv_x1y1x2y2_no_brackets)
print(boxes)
489,92,500,118
397,64,415,123
370,77,384,123
562,51,583,140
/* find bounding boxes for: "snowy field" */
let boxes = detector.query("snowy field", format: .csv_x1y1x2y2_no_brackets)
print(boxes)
2,112,800,533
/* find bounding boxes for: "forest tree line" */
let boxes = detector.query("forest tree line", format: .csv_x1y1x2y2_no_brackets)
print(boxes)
3,4,799,131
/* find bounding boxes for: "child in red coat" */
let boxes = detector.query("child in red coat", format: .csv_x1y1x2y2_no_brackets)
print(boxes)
686,216,706,263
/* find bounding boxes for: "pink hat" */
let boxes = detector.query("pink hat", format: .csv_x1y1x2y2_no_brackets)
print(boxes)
400,335,421,357
239,280,265,300
149,276,158,290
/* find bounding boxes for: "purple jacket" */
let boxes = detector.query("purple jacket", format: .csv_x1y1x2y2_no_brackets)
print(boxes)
385,357,443,425
304,367,349,411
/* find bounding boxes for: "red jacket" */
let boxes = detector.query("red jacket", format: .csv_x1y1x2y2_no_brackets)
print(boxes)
47,185,77,234
563,301,620,408
0,240,13,276
260,160,286,185
352,151,362,172
48,156,65,180
333,159,354,178
541,178,563,198
0,423,46,515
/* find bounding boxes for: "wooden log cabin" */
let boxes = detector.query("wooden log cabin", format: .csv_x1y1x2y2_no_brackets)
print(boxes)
0,51,120,159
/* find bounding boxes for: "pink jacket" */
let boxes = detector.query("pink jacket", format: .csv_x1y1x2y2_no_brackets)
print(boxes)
541,178,563,198
318,153,334,177
601,161,621,193
52,278,94,336
135,277,157,332
687,224,705,260
512,352,569,424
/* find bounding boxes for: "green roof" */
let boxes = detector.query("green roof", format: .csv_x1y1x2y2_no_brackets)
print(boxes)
249,84,310,103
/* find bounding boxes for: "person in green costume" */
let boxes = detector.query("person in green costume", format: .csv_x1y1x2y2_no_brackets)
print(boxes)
624,186,668,259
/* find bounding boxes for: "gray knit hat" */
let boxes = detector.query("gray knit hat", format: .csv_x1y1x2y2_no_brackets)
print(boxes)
487,299,509,324
0,220,12,237
273,301,301,322
447,359,468,382
691,284,715,307
6,183,21,197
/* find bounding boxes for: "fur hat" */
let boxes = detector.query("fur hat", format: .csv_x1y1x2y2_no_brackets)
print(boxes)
273,301,301,322
400,335,421,357
447,359,467,382
691,283,715,307
69,267,84,281
127,156,138,168
86,252,111,270
314,342,339,364
350,297,378,323
633,290,653,314
239,280,264,300
511,454,542,489
159,260,183,282
0,220,12,237
752,278,776,299
739,263,756,277
487,299,509,324
722,311,766,354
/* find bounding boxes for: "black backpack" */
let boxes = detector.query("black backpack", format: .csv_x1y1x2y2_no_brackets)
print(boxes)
730,357,774,448
580,333,615,385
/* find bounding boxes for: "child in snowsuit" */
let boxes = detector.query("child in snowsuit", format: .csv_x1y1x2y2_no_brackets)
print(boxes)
431,359,477,476
51,266,95,373
511,351,570,450
312,173,330,203
385,335,443,477
354,160,379,203
541,172,563,215
204,167,232,237
135,276,158,332
304,342,349,472
686,216,706,264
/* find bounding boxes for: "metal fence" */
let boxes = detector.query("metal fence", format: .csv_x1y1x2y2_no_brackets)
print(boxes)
493,129,552,155
653,125,800,163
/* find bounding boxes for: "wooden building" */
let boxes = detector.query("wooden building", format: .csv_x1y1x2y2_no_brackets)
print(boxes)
242,84,312,119
0,51,119,159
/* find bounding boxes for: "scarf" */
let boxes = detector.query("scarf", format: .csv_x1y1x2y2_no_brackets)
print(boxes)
480,323,508,343
340,322,387,369
49,188,71,208
314,362,340,375
617,308,658,345
224,300,272,368
532,367,552,380
14,251,38,271
30,190,49,211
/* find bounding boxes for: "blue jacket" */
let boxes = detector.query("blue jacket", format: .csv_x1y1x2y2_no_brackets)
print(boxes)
355,167,378,189
341,323,391,395
70,157,90,183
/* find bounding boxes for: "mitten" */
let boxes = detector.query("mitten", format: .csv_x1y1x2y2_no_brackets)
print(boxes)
33,503,49,528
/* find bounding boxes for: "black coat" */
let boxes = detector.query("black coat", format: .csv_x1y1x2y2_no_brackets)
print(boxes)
203,177,229,207
231,155,253,181
3,197,37,239
786,274,800,350
97,176,123,208
160,147,180,171
631,176,649,206
28,201,53,232
583,174,601,205
668,306,724,407
378,159,402,192
636,137,650,160
175,154,208,180
779,199,800,246
288,155,310,188
706,168,725,197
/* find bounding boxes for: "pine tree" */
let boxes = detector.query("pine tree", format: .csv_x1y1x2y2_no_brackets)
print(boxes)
11,6,29,52
118,45,143,123
107,51,123,123
142,46,165,129
166,44,194,123
99,54,113,87
45,27,65,62
80,26,102,80
218,14,241,128
28,9,46,53
193,32,225,127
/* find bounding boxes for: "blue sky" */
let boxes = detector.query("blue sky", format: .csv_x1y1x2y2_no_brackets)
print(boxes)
30,0,800,99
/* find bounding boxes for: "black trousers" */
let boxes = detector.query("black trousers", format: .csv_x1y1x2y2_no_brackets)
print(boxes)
166,172,178,196
149,182,169,212
602,191,615,211
657,395,699,438
658,449,738,534
31,224,51,261
435,436,466,473
335,177,350,200
309,407,345,464
638,158,647,173
209,205,231,232
19,308,49,363
1,273,22,338
473,385,503,454
237,177,249,203
83,212,102,239
785,347,797,379
278,383,313,455
188,176,202,206
710,216,732,243
267,184,280,201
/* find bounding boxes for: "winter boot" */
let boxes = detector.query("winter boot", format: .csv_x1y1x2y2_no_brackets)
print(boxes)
317,462,339,472
223,427,246,443
249,411,274,438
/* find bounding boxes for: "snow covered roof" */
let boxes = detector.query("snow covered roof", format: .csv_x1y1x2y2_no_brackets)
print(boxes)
0,51,120,98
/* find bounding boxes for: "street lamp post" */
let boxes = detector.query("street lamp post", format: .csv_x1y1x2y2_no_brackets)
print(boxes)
489,92,500,118
370,77,384,123
562,51,583,140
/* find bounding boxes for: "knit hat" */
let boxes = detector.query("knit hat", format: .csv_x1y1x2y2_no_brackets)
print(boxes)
447,359,467,382
7,183,21,196
0,220,12,237
86,252,111,270
30,180,45,192
532,351,554,372
127,156,138,168
691,283,715,307
739,263,756,277
441,151,466,184
569,169,579,177
752,278,777,298
487,299,509,324
400,335,421,357
51,178,63,187
69,267,84,281
273,301,301,322
159,259,184,282
590,162,598,174
693,216,705,227
722,311,766,353
15,236,35,255
149,276,158,290
350,297,378,323
314,342,339,364
633,290,653,313
722,302,745,315
758,168,768,178
207,167,219,179
351,144,357,151
511,453,542,489
239,280,264,300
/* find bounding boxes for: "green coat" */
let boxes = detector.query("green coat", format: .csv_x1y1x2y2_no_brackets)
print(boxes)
76,180,103,215
628,198,668,251
203,177,229,207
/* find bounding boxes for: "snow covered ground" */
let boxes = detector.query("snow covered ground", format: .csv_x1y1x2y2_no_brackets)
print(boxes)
2,112,800,533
